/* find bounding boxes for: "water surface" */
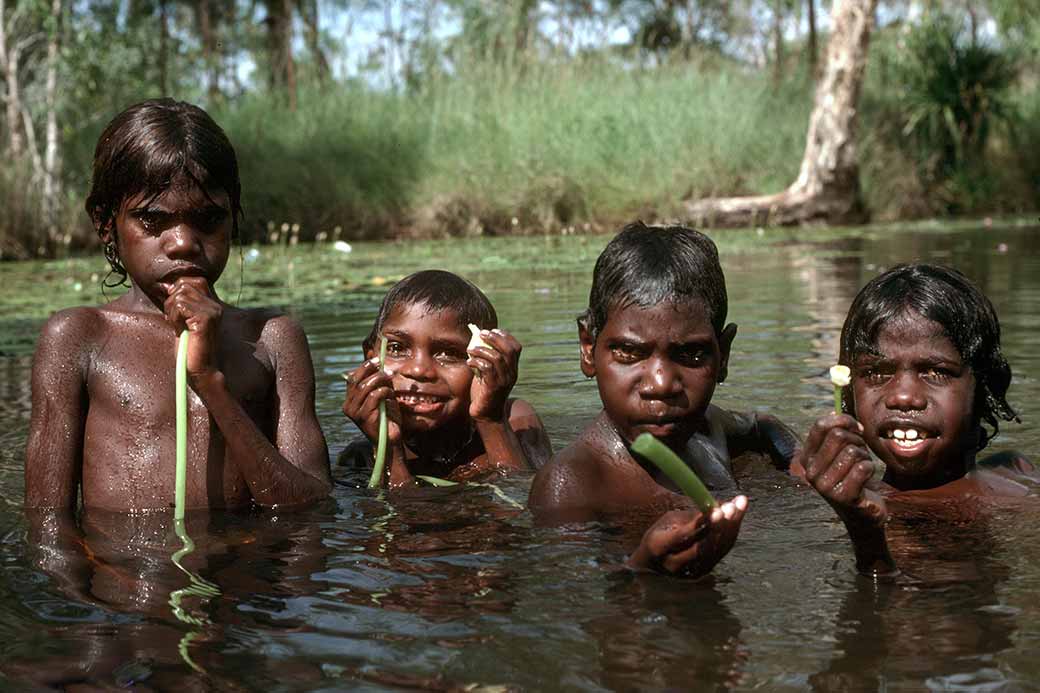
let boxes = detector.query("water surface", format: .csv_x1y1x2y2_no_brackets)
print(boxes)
1,223,1038,690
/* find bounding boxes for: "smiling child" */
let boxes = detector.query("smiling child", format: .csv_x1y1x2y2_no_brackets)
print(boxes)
529,222,801,577
796,264,1035,575
340,270,551,486
25,99,331,513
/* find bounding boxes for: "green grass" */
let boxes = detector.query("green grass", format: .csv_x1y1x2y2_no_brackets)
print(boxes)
217,60,812,242
5,53,1038,260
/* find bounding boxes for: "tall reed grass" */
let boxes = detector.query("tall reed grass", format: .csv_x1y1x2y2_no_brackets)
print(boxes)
220,59,812,241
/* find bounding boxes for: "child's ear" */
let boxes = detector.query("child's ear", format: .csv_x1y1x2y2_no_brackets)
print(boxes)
578,321,597,378
717,323,738,383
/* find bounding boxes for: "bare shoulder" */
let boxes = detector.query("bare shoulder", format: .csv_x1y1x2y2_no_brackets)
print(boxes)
975,451,1039,487
528,434,604,516
706,404,756,437
506,397,553,469
35,306,106,363
240,308,311,359
506,397,541,425
39,305,104,341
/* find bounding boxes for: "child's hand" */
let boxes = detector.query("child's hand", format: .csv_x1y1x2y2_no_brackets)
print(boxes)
626,496,748,578
163,276,222,381
341,358,402,446
796,414,887,529
467,328,521,422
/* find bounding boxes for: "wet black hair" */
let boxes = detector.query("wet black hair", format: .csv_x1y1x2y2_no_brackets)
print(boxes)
362,270,498,353
579,221,728,339
85,98,243,286
839,263,1018,450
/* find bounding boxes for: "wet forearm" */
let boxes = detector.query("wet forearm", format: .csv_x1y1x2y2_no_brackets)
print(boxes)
475,419,529,472
24,509,96,602
193,372,330,506
845,520,897,577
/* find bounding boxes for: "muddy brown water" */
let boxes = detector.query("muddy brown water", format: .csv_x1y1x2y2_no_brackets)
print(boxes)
1,225,1038,690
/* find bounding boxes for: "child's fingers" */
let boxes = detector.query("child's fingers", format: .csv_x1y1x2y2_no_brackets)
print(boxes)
479,329,521,360
172,276,215,298
344,370,393,413
644,509,703,554
357,385,394,424
467,345,511,372
815,443,872,496
342,358,381,387
657,515,708,557
468,349,516,388
803,414,863,457
804,426,868,481
467,355,495,380
832,459,878,506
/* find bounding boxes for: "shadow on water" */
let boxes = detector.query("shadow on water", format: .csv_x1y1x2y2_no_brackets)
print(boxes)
0,224,1039,689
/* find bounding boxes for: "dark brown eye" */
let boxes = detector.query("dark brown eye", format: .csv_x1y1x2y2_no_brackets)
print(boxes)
922,367,951,383
673,346,708,367
435,349,467,365
858,366,887,385
610,344,641,363
385,341,408,358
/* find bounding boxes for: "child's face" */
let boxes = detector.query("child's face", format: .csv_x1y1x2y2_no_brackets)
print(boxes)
374,302,474,436
851,312,978,487
110,181,232,301
580,299,735,447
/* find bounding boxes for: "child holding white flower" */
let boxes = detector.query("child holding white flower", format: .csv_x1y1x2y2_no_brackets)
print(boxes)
796,264,1036,576
340,270,551,487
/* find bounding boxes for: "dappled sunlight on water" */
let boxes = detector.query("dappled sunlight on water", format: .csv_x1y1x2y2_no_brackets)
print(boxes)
1,224,1039,689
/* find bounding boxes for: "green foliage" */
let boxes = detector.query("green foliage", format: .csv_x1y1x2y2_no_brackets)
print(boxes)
215,59,809,240
874,15,1018,212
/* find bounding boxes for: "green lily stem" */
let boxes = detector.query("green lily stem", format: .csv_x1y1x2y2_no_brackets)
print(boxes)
834,385,843,415
630,433,717,513
175,331,189,521
368,336,389,488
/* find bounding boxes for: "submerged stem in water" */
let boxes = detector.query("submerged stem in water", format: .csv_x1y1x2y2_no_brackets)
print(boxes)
368,336,389,489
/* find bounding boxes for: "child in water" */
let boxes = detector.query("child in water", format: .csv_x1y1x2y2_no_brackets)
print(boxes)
25,98,331,512
529,222,801,577
796,264,1035,575
341,270,552,486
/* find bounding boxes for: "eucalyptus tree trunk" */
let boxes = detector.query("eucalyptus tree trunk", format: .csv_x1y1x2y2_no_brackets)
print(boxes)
158,0,168,94
264,0,295,106
687,0,876,227
0,0,25,158
196,0,221,101
42,0,61,245
300,0,329,82
807,0,818,75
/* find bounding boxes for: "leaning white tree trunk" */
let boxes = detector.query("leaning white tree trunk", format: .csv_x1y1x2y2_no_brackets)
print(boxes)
687,0,877,227
0,0,25,158
42,0,61,244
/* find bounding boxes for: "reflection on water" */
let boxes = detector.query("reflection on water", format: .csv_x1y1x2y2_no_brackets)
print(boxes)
1,225,1039,689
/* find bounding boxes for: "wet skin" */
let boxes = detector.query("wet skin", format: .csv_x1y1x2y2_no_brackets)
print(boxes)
796,311,1036,575
341,302,551,487
25,182,330,512
530,300,800,577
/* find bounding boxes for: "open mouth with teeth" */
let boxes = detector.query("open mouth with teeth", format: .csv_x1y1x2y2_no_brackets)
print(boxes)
878,424,935,458
396,392,449,415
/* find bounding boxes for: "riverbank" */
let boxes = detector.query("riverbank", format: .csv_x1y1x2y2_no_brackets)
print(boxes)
4,55,1038,259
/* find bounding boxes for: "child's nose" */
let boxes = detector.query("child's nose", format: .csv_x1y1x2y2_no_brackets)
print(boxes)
884,371,927,411
161,224,202,258
640,357,683,399
399,349,437,381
